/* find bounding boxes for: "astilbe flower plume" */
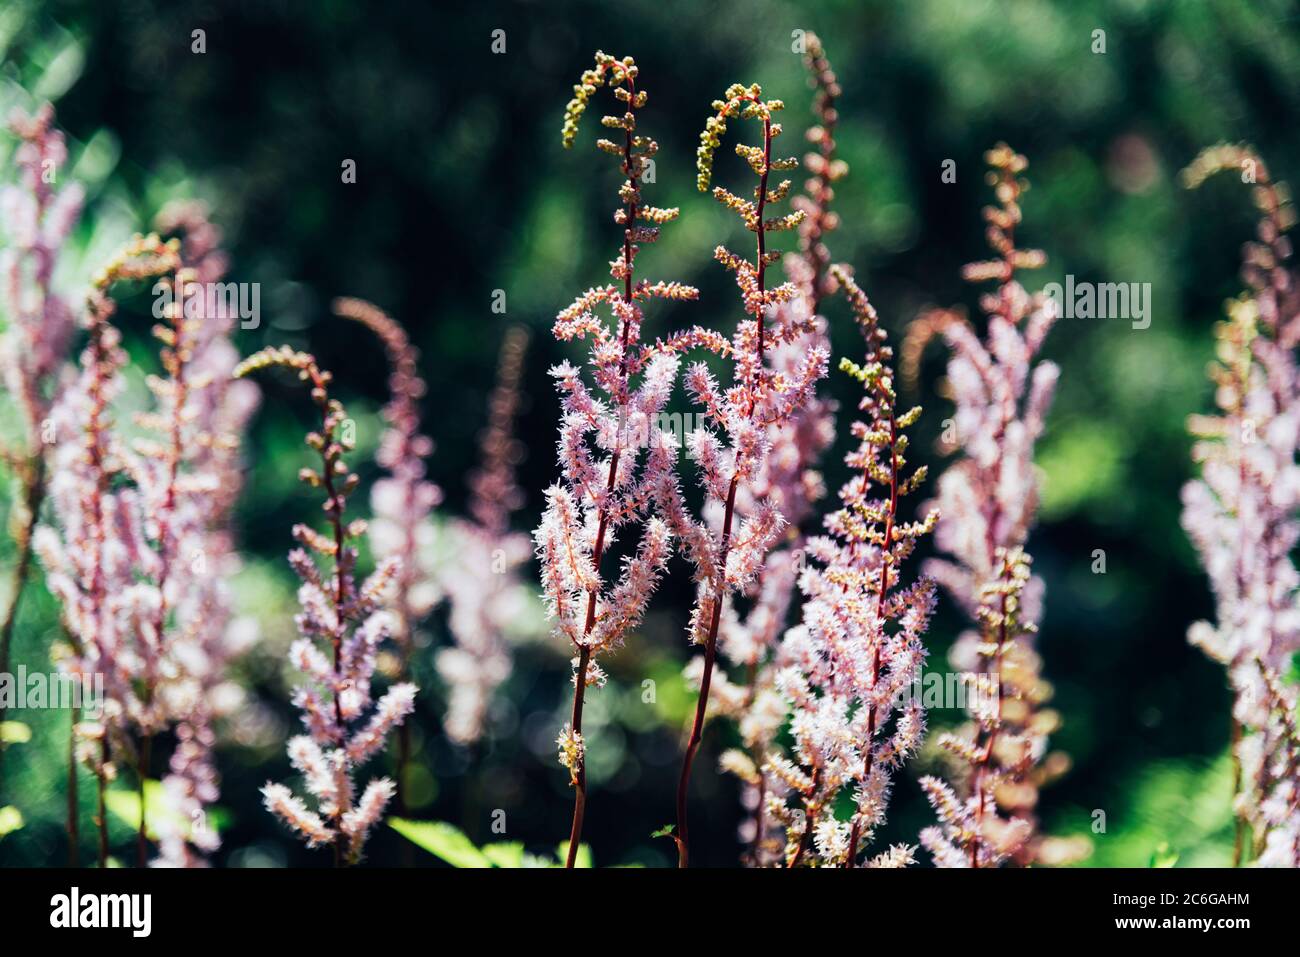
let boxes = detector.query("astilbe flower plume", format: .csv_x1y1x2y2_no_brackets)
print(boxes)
145,202,261,867
38,217,257,866
34,233,194,864
790,33,847,319
334,297,442,655
339,298,533,753
0,106,84,783
235,346,415,865
762,266,936,869
916,145,1078,868
539,51,696,867
704,39,843,864
663,81,826,867
437,325,533,747
0,105,82,441
919,549,1043,867
1180,144,1300,867
333,297,440,807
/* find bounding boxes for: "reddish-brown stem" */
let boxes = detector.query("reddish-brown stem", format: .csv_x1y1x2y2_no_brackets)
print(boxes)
755,117,772,368
84,316,114,870
566,445,620,868
306,366,351,867
67,704,79,867
674,517,726,869
677,114,774,868
970,575,1011,867
134,276,189,867
389,372,429,817
1231,716,1244,867
1230,379,1251,867
0,458,44,797
565,644,593,868
394,510,417,816
788,764,822,868
136,733,151,866
845,413,899,867
804,66,838,319
958,211,1022,867
96,738,109,867
564,75,640,868
0,177,59,798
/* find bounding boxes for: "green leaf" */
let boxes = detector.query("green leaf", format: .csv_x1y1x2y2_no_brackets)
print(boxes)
104,779,219,843
33,37,85,102
481,842,526,868
1150,842,1179,868
0,805,24,839
389,818,491,868
104,786,147,837
0,721,31,744
70,129,122,194
650,824,676,839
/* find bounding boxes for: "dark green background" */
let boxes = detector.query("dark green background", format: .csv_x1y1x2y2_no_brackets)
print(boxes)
3,0,1298,866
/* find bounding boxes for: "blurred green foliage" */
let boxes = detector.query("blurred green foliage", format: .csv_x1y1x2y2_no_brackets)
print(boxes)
389,817,596,868
3,0,1300,866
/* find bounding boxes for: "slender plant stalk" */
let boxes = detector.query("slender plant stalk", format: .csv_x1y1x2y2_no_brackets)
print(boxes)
563,70,643,871
89,314,115,870
0,107,81,801
1231,716,1245,867
67,703,79,867
718,38,845,867
0,458,46,795
800,34,840,320
565,644,593,868
96,738,109,868
844,415,899,867
565,272,634,868
969,572,1012,868
676,113,774,869
787,764,822,867
334,297,441,813
241,346,418,866
675,477,733,868
136,733,151,867
314,370,351,869
917,145,1065,869
134,270,191,866
392,469,416,820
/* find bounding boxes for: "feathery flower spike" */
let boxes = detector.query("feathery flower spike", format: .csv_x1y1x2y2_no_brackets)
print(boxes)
34,232,239,866
763,265,936,868
917,146,1081,868
334,297,441,809
706,39,843,865
1181,144,1300,867
541,51,696,868
0,106,84,801
668,79,826,867
235,346,415,865
437,325,534,747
